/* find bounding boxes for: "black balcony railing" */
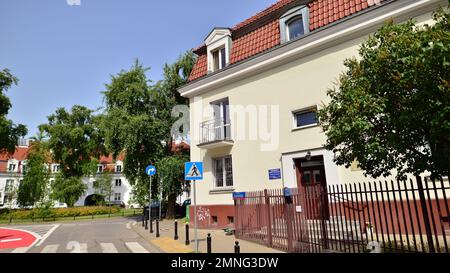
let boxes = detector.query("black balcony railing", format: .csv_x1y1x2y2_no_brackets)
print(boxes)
199,119,232,145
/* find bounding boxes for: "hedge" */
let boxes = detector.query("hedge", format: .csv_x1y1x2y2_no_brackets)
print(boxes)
0,206,121,220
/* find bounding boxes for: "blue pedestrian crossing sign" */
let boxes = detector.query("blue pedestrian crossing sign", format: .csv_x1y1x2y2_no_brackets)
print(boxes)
185,162,203,181
146,165,156,176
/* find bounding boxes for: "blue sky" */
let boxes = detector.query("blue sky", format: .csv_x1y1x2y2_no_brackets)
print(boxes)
0,0,275,137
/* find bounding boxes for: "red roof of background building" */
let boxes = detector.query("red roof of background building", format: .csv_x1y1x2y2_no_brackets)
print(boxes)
188,0,384,82
0,147,29,161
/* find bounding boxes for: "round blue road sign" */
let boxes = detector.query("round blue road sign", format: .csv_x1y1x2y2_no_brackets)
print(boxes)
146,165,156,176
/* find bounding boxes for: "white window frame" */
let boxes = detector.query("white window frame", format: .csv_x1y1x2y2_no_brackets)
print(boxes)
292,106,319,130
8,163,17,172
115,179,122,187
114,193,121,201
116,164,122,173
205,28,232,73
212,155,234,190
97,165,104,173
52,164,60,173
279,5,310,43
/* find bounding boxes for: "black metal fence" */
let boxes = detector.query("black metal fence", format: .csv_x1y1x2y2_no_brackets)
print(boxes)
235,176,450,253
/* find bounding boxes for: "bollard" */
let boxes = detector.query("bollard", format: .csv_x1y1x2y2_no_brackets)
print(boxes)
174,220,179,240
142,214,144,227
150,218,153,233
145,219,148,230
234,241,240,253
207,233,212,253
185,224,190,245
156,219,160,238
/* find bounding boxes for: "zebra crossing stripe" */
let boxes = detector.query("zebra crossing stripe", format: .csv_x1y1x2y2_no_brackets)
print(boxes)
41,244,59,253
125,242,149,253
100,243,118,253
11,247,30,253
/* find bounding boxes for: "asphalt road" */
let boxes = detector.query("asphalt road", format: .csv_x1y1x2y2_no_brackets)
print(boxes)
0,217,161,253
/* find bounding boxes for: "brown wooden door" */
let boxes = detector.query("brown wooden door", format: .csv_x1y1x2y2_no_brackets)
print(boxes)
295,160,329,220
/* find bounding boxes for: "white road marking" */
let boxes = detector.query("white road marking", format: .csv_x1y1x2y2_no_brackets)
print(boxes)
11,247,30,253
100,243,118,253
126,221,132,229
0,238,22,243
35,224,60,247
41,244,59,253
125,242,149,253
66,241,88,253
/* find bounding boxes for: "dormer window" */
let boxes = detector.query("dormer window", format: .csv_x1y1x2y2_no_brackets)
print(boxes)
287,16,305,41
212,47,227,71
205,28,232,73
97,165,104,173
279,6,309,43
8,164,17,172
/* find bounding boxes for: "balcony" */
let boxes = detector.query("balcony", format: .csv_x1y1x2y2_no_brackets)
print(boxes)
198,118,233,149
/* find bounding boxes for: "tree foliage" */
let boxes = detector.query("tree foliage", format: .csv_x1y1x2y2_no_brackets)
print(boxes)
51,175,87,207
17,138,50,207
318,8,450,179
39,105,105,207
102,60,166,206
93,172,114,206
0,68,27,153
39,105,106,178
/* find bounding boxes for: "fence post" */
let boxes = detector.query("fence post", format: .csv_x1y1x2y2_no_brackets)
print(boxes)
264,189,273,248
185,224,190,245
156,219,160,238
174,220,179,240
207,233,212,253
284,197,294,253
416,176,435,253
234,241,240,253
320,186,329,250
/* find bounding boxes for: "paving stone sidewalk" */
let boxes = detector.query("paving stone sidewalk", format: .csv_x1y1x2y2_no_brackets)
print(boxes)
131,219,284,253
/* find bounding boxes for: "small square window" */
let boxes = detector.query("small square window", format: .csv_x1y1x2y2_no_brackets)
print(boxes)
227,216,234,224
293,108,318,128
116,165,122,173
212,216,218,224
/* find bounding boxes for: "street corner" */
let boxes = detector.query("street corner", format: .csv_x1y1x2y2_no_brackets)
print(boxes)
0,228,38,250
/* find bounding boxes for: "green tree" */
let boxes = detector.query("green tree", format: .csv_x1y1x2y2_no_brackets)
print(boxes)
102,60,166,206
154,51,195,218
318,8,450,179
51,175,86,207
17,137,50,207
157,154,189,218
93,171,114,206
0,68,27,153
39,105,106,206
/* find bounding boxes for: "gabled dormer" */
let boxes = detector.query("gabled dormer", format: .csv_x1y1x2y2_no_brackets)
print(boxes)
205,28,232,73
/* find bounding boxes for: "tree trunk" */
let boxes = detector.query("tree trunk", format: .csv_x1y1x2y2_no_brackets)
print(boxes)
166,194,177,219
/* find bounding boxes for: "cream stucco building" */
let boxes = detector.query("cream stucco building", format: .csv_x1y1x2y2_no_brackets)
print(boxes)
179,0,446,228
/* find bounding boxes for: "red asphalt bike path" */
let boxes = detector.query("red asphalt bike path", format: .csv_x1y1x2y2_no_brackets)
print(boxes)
0,228,38,249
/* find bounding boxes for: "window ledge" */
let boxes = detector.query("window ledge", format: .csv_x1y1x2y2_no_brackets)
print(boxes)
291,123,319,132
209,188,235,194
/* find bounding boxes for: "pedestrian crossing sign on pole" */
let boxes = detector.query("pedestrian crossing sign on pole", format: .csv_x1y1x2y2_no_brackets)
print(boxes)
185,162,203,181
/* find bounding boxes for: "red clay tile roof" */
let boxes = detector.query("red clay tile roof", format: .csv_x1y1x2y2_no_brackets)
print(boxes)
0,147,29,161
188,0,385,82
232,0,295,30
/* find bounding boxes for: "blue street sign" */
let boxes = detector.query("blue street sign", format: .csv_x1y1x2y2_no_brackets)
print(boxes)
268,168,282,180
232,192,246,200
185,162,203,180
146,165,156,176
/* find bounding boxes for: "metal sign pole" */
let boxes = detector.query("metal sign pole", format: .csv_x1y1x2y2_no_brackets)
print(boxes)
149,175,152,223
193,181,198,253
